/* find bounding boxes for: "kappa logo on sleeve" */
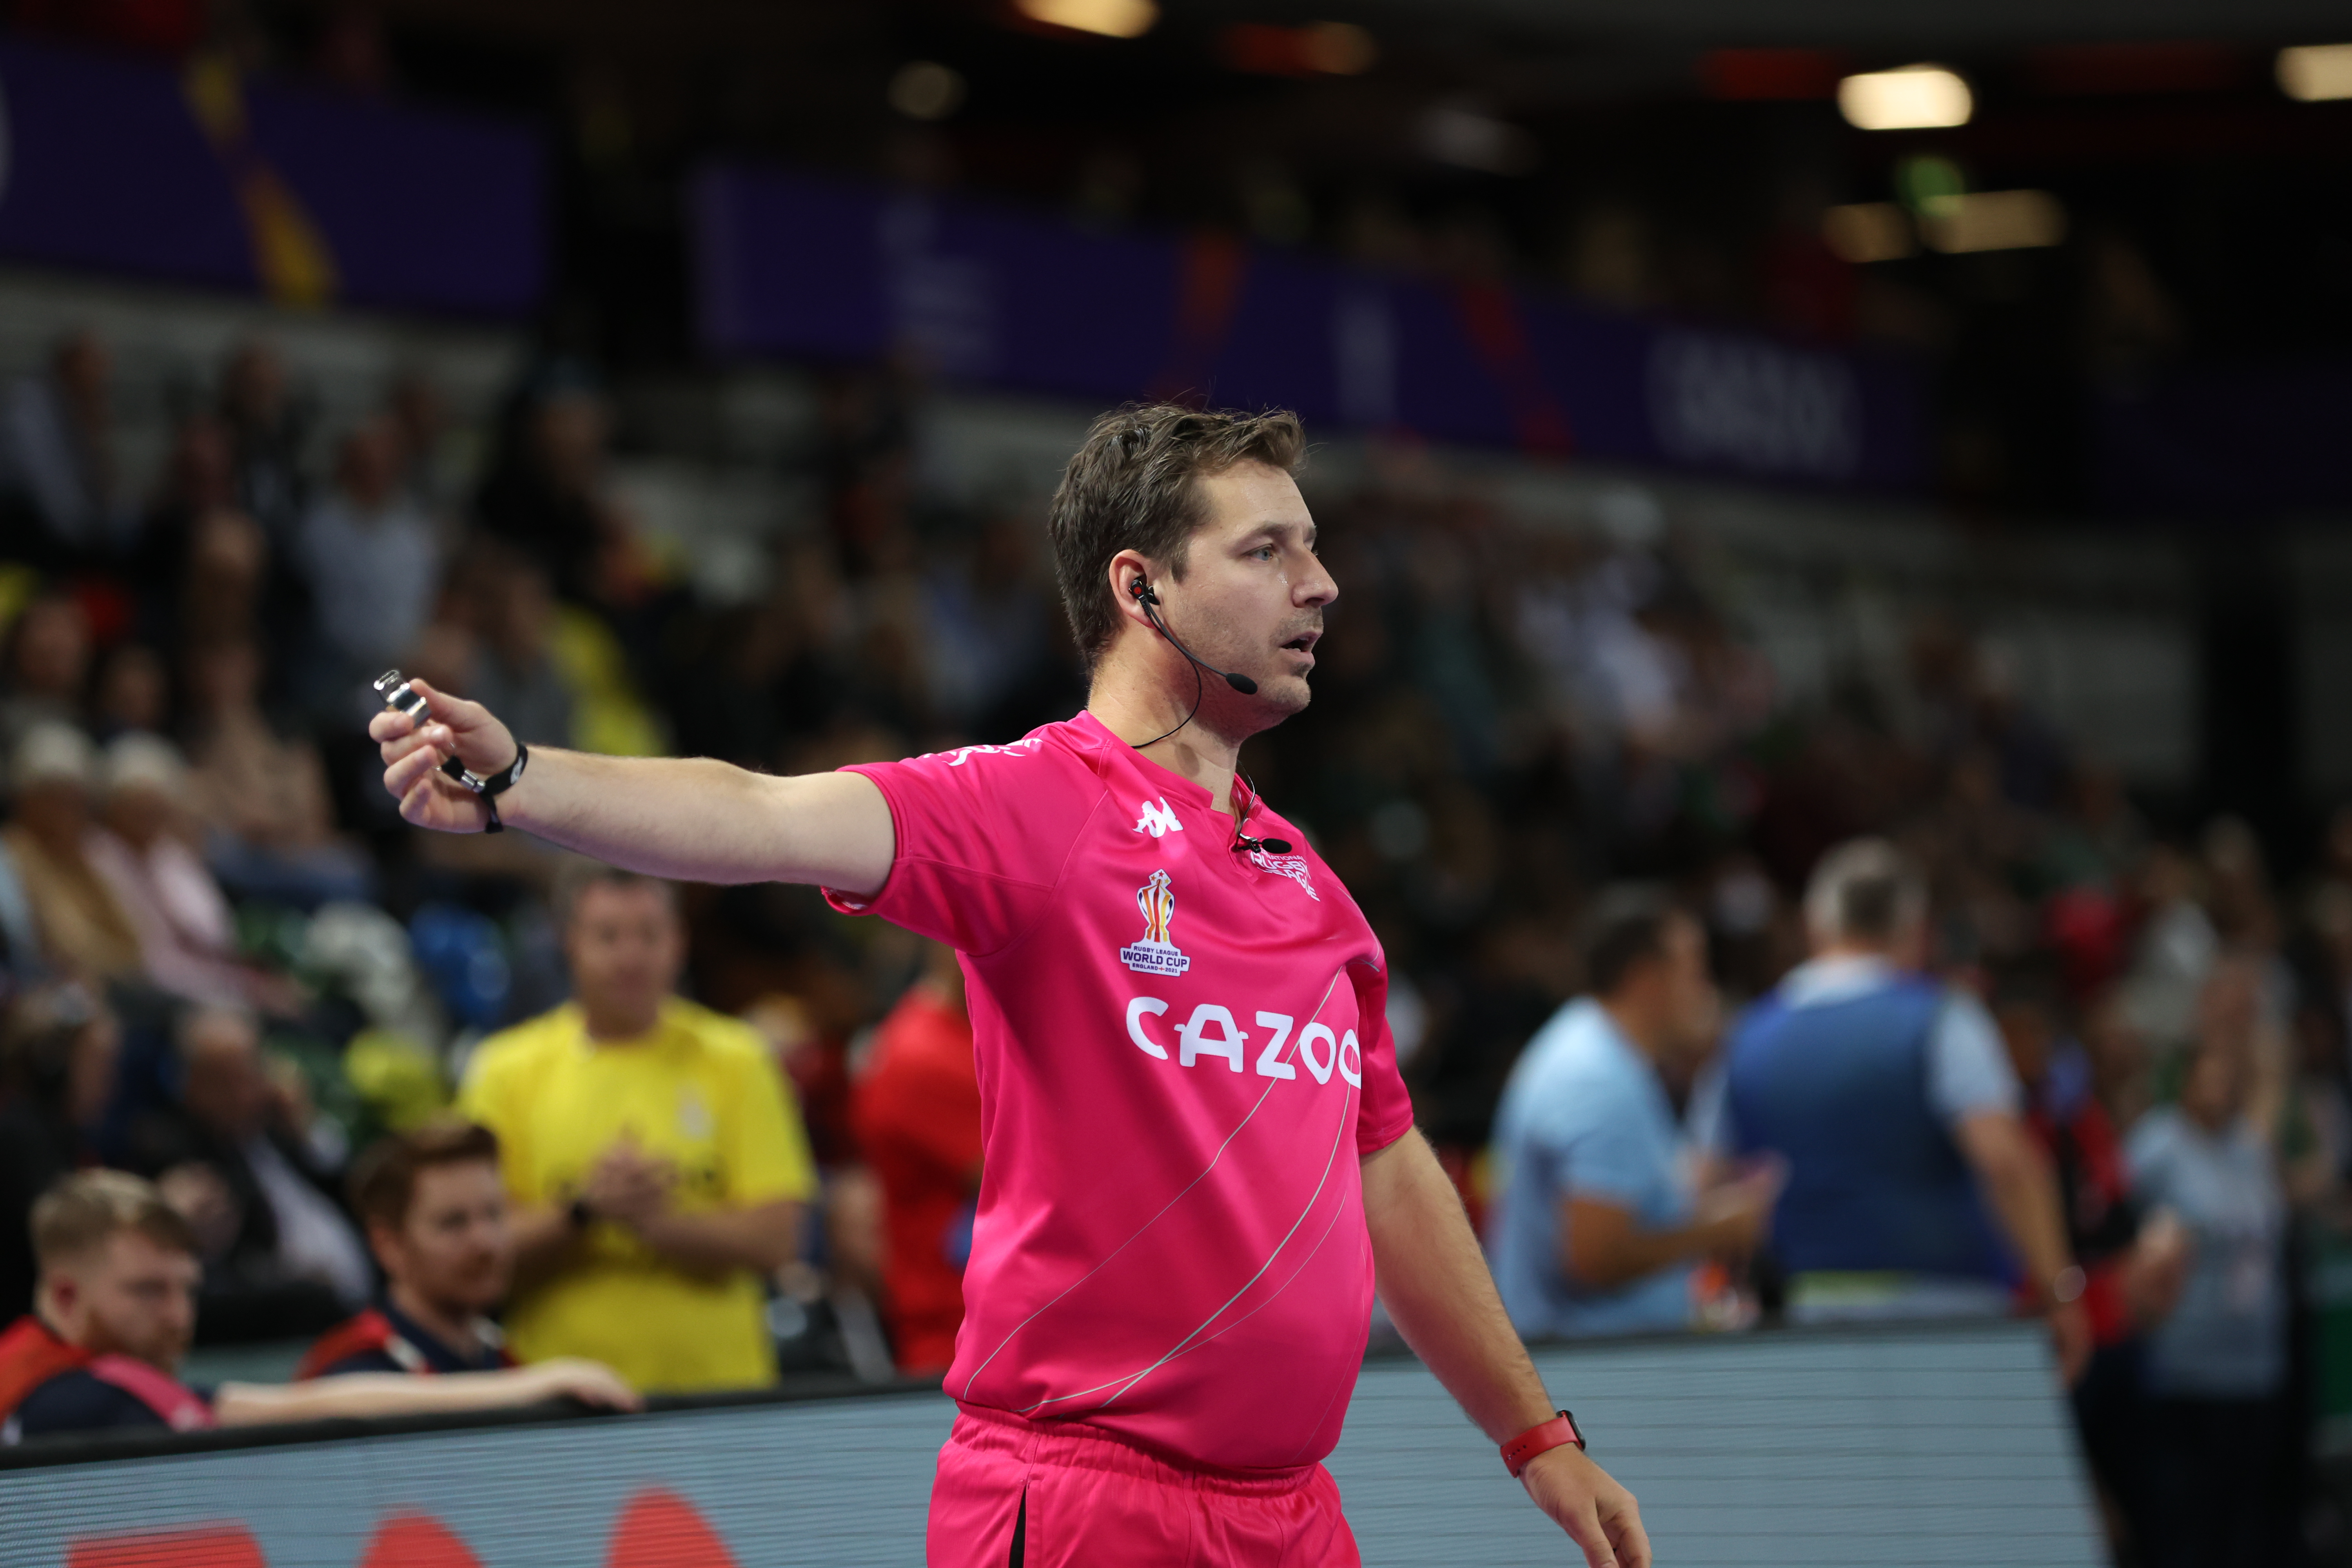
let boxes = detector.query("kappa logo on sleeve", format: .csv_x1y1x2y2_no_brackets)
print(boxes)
1133,797,1183,838
1118,869,1192,976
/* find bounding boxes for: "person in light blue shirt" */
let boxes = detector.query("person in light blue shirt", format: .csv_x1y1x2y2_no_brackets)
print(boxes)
2125,1020,2290,1568
1486,887,1773,1338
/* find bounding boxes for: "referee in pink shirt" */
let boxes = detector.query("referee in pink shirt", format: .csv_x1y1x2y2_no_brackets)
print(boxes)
371,404,1650,1568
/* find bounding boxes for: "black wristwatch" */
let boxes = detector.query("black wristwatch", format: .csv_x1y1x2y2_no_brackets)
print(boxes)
440,741,529,835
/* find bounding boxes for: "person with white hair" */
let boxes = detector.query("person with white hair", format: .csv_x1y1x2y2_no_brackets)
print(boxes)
1,722,141,984
86,732,294,1012
1699,837,2091,1380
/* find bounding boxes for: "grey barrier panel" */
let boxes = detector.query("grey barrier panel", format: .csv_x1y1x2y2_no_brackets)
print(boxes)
1330,1321,2105,1567
0,1321,2102,1566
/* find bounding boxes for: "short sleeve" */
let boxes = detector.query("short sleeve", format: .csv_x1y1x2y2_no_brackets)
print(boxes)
1514,1083,1656,1209
719,1040,820,1204
1926,991,2024,1126
1350,962,1416,1154
822,744,1093,957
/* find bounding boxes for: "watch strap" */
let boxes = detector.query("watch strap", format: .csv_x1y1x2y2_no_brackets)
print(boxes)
1501,1410,1586,1477
438,739,529,797
440,742,528,832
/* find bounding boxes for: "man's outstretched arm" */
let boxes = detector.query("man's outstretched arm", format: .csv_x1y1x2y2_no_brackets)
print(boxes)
370,678,893,895
1361,1129,1651,1568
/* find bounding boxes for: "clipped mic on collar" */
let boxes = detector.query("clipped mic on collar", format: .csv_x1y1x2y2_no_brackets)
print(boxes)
1229,776,1292,855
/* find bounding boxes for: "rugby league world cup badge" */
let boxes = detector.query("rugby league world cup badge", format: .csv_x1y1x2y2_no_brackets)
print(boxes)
1120,869,1192,976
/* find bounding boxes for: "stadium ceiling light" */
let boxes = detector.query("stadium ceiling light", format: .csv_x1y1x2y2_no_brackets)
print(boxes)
1918,190,2067,253
1837,64,1974,130
2278,44,2352,101
1016,0,1159,40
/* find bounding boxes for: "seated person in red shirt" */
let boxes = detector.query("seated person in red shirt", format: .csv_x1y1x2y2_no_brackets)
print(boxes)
1,1170,637,1444
298,1118,524,1378
852,941,983,1374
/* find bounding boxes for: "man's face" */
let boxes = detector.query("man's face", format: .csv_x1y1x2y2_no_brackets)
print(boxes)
51,1231,200,1372
376,1160,512,1316
1149,462,1337,724
565,882,684,1029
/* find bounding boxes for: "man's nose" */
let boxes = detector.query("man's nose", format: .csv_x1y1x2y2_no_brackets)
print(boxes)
1298,558,1338,606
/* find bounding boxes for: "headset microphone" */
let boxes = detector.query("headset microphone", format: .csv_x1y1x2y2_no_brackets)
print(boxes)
1130,580,1257,695
1128,579,1295,853
1126,578,1258,751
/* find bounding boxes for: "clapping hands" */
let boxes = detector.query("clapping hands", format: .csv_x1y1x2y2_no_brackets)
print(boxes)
581,1132,679,1232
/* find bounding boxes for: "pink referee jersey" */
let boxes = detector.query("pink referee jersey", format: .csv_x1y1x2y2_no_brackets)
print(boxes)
827,710,1416,1472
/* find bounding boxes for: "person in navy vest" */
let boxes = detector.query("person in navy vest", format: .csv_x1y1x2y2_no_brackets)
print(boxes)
1,1169,637,1445
1702,838,2091,1381
297,1118,537,1379
1486,887,1780,1337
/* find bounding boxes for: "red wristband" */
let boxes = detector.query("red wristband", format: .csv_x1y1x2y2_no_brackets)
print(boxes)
1501,1409,1586,1477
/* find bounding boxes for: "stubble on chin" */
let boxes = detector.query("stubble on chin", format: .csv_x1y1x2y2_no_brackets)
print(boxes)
1263,673,1314,718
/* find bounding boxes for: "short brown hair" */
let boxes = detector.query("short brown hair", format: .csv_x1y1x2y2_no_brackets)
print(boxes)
1047,403,1306,671
349,1116,501,1231
32,1170,196,1269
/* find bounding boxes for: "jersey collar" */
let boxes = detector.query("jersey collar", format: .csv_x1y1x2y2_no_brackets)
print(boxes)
1070,708,1259,822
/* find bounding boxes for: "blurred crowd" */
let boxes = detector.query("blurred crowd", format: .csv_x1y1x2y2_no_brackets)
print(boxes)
0,323,2347,1557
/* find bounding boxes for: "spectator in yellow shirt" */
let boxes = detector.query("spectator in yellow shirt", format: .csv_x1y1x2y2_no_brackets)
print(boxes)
458,864,815,1392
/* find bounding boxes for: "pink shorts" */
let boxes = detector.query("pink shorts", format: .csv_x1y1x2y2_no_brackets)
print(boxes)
926,1403,1361,1568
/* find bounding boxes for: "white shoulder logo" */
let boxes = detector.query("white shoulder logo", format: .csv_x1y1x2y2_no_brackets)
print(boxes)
1133,797,1183,838
941,738,1043,767
1249,848,1320,902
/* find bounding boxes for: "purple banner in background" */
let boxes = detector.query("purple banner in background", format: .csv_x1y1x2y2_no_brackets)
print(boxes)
2096,364,2352,518
693,161,1927,492
0,35,543,316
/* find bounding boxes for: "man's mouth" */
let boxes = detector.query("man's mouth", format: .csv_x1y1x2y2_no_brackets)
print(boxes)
1280,630,1321,656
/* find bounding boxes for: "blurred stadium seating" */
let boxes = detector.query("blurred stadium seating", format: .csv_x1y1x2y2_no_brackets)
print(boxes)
0,3,2348,1563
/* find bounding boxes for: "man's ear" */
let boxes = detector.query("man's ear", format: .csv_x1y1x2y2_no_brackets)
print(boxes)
366,1221,403,1278
1105,549,1158,631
